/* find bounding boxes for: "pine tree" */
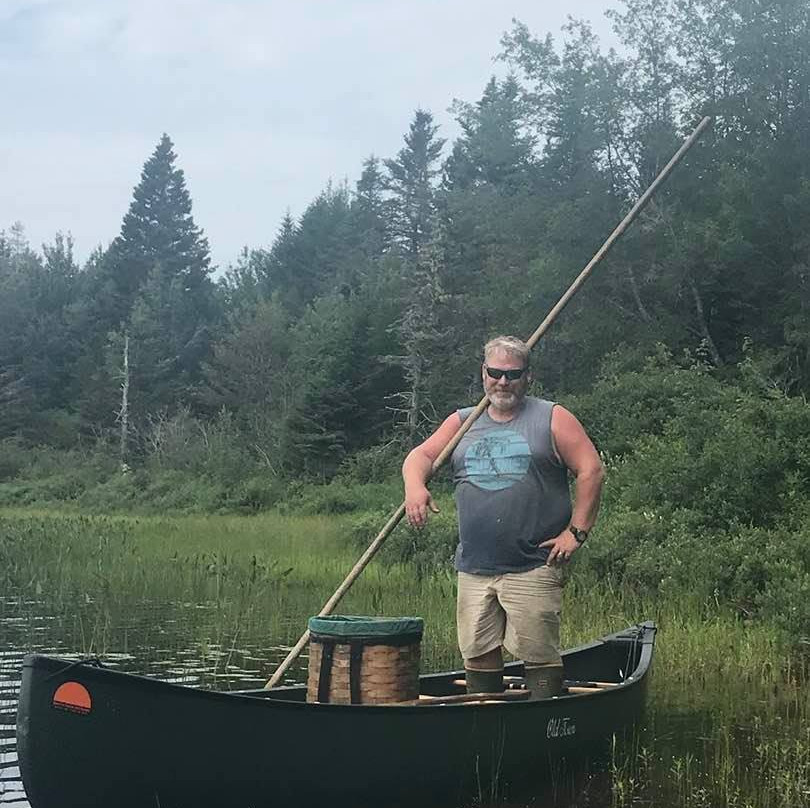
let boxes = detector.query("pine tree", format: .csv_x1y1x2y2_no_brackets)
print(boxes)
385,110,446,259
0,227,80,440
79,134,217,426
103,133,213,327
444,76,535,192
258,185,354,314
351,155,390,261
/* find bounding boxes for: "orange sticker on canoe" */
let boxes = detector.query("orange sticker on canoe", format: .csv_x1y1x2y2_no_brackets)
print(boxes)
53,682,92,715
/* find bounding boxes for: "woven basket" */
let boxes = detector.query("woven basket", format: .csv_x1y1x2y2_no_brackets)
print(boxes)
306,616,423,705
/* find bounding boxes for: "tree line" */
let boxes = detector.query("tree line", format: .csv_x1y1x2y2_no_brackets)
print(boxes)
2,0,810,482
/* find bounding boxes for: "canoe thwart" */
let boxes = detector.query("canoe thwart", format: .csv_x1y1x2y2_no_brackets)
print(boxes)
388,690,531,706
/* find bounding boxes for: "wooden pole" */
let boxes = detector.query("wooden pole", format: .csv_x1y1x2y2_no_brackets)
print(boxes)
265,115,712,689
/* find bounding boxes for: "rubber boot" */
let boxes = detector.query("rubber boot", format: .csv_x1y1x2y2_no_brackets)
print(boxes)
464,667,504,695
524,664,564,700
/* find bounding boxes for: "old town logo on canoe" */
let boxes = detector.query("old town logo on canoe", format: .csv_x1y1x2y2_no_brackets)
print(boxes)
52,681,92,715
546,716,576,739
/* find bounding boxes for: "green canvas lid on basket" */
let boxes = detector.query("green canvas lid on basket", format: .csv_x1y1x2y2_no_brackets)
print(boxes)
307,615,424,638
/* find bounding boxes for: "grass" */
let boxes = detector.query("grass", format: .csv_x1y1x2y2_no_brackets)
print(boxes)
2,507,809,806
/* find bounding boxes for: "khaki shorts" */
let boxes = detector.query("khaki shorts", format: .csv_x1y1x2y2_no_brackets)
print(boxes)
457,565,563,665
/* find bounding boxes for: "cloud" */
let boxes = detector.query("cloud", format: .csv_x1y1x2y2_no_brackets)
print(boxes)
1,0,620,268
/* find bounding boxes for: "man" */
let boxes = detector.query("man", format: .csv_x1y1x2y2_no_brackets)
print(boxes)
402,336,604,698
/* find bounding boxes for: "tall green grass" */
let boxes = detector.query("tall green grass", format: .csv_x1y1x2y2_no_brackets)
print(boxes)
2,508,808,806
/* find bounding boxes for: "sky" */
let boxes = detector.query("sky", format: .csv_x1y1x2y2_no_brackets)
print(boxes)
1,0,620,271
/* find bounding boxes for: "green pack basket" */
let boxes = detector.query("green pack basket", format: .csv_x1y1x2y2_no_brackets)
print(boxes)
306,616,424,705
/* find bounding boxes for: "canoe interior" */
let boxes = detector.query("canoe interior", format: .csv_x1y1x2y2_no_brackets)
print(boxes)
244,621,654,703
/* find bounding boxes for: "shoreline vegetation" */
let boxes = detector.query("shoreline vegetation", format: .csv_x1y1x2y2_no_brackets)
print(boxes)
1,506,808,807
3,352,810,640
3,1,810,803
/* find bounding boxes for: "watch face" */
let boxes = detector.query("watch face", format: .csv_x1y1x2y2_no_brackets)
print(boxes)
570,527,588,543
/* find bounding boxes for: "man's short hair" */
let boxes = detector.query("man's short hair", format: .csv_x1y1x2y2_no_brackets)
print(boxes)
483,335,530,366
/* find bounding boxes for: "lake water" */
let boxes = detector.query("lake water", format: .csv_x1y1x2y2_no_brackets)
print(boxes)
1,508,808,808
0,595,315,807
0,596,637,808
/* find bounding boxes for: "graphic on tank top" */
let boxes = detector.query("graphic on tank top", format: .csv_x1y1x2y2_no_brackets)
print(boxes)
463,428,531,491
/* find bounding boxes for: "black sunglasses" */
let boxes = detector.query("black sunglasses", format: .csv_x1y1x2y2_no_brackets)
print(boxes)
485,365,528,381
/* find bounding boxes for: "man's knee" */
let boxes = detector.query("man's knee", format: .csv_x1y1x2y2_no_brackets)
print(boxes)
464,646,503,670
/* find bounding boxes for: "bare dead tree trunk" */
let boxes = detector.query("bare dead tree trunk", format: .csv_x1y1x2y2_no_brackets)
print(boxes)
628,266,652,323
688,277,723,366
119,333,130,472
407,357,423,445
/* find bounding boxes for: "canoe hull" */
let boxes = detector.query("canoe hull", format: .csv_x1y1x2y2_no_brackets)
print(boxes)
17,622,655,807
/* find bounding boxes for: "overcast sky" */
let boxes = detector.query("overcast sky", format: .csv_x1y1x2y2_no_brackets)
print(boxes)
1,0,620,271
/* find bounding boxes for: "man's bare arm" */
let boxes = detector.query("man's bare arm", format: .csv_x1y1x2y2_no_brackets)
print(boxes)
539,406,605,563
402,413,461,528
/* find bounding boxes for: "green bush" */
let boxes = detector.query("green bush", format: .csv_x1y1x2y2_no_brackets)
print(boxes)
569,351,810,531
0,439,28,482
280,480,403,516
77,472,143,511
221,476,287,513
139,471,227,513
347,496,457,578
142,408,259,483
335,439,407,484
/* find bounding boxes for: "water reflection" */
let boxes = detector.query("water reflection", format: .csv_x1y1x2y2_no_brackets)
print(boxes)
3,590,807,808
0,594,627,808
0,595,310,807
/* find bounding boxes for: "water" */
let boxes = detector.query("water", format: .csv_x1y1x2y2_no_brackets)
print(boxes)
0,596,311,807
1,508,808,807
0,596,636,808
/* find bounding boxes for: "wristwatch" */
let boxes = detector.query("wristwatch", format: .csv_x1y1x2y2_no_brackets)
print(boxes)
568,526,589,544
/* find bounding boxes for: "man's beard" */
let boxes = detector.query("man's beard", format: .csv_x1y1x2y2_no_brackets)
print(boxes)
489,390,520,411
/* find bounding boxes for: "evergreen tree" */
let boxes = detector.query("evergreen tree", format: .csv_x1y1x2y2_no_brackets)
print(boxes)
444,76,536,192
125,261,215,419
0,227,80,441
258,185,354,314
202,297,292,450
279,293,384,476
385,110,446,259
102,133,213,329
255,212,298,302
351,155,390,262
386,222,462,442
76,134,216,428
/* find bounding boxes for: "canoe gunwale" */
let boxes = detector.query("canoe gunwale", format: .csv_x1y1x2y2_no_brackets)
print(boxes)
19,621,655,711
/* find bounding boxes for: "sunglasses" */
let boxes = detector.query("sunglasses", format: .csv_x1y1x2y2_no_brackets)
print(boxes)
485,365,528,381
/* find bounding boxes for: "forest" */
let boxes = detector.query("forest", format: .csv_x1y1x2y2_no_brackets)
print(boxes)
2,0,810,631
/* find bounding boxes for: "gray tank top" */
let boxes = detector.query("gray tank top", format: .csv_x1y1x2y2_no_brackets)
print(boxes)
450,397,572,574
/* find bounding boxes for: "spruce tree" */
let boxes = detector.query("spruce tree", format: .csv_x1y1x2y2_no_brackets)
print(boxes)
351,155,390,262
385,110,446,259
80,134,216,425
103,133,213,327
444,76,535,192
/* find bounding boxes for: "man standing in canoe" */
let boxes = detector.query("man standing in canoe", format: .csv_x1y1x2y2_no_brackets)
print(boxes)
402,335,604,698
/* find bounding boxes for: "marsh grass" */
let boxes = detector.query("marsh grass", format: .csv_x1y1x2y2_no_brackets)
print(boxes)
2,508,809,806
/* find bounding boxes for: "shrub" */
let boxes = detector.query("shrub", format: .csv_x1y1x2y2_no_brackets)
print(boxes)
280,480,403,516
141,408,258,483
347,496,457,578
222,476,287,513
0,439,27,481
335,439,407,484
